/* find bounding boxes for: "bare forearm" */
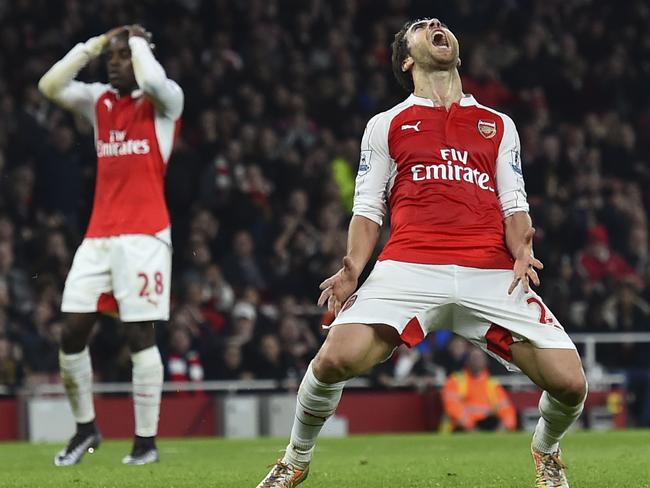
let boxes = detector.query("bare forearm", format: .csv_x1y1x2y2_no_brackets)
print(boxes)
345,215,381,278
504,211,533,259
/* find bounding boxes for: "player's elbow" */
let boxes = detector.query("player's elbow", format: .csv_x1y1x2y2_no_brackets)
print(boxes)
38,74,56,99
351,204,384,228
136,70,168,99
137,79,159,97
499,190,529,220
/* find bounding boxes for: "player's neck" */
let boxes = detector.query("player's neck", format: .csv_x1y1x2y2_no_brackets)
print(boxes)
114,83,138,98
412,69,463,110
119,87,137,97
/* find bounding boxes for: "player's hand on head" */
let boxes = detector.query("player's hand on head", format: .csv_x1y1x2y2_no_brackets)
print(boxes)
104,26,127,41
317,256,359,316
126,24,153,43
508,228,544,295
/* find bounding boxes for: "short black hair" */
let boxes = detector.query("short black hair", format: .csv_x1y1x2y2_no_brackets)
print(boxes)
391,20,416,93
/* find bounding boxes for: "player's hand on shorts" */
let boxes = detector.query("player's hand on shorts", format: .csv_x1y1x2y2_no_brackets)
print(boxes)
318,256,359,316
508,227,544,294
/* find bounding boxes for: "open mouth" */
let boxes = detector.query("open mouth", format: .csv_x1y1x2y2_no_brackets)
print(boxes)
431,30,449,48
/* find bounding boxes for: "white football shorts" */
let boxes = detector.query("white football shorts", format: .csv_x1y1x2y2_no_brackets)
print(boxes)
330,260,576,371
61,228,172,322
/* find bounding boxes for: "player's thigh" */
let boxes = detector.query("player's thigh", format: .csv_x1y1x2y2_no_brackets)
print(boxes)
511,342,587,406
61,239,112,314
455,267,577,356
111,229,172,322
454,267,586,403
314,322,402,383
453,313,587,405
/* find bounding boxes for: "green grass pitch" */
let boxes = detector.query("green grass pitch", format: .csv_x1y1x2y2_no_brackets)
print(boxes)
1,431,649,487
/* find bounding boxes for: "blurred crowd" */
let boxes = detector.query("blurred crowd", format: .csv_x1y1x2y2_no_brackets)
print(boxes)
0,0,649,421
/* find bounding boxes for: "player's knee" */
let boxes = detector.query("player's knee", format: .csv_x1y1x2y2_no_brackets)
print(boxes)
60,323,87,354
550,373,587,407
312,351,357,383
126,321,157,352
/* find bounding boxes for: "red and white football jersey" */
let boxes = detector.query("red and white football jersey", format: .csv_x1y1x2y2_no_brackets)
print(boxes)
87,90,180,236
353,94,529,270
50,37,183,238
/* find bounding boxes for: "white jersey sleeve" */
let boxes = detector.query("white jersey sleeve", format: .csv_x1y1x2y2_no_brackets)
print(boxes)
495,114,529,217
352,113,396,226
128,37,183,121
38,36,109,122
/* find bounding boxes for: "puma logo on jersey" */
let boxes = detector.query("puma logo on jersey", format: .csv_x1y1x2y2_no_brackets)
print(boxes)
401,121,421,132
103,99,113,111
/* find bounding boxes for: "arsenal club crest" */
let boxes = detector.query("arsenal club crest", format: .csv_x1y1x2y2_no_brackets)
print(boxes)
477,119,497,139
341,294,358,313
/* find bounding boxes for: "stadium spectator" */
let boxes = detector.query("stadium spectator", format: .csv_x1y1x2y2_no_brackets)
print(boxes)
221,230,268,291
215,344,253,380
278,315,318,373
436,335,471,375
0,240,33,317
251,334,291,381
202,263,235,315
577,225,637,285
166,327,204,395
603,278,650,332
441,349,517,432
0,336,23,392
226,301,257,348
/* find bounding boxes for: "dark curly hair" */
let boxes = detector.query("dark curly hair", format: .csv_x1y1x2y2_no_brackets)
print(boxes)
391,19,420,93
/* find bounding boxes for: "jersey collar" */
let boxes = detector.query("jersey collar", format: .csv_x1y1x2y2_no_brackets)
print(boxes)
407,93,477,107
108,86,144,99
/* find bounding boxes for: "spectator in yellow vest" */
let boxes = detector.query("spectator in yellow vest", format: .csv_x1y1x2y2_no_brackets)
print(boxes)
442,348,517,432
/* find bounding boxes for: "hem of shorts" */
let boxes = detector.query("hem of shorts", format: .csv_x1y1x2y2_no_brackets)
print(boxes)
525,341,577,350
120,314,170,322
328,316,407,343
84,223,171,239
61,305,98,314
329,316,400,327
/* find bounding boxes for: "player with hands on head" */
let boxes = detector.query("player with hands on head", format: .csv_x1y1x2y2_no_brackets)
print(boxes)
39,23,183,466
258,17,585,488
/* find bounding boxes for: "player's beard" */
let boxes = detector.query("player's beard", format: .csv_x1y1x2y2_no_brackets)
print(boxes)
412,45,459,73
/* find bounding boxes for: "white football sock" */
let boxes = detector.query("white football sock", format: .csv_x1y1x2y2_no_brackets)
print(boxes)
283,362,346,468
59,348,95,424
532,390,585,453
131,346,163,437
